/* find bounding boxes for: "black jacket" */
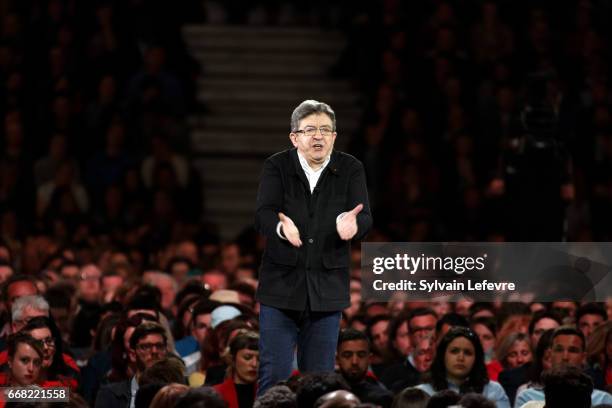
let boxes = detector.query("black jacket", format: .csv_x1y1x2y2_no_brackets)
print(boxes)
94,378,131,408
255,148,372,311
380,359,422,393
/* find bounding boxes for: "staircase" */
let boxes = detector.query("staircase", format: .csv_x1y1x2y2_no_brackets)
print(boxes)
183,25,364,240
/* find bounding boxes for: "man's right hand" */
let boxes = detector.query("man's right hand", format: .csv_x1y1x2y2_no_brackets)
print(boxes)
278,212,302,247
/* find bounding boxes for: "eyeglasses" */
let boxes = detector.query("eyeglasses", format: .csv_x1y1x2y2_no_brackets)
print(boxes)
38,336,55,347
80,272,101,281
294,126,334,137
136,342,166,352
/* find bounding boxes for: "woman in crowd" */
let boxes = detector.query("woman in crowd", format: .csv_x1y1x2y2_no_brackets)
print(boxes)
586,321,612,387
471,317,497,364
415,327,510,408
516,329,555,397
21,316,80,389
2,333,44,387
213,330,259,408
487,332,533,380
190,318,251,387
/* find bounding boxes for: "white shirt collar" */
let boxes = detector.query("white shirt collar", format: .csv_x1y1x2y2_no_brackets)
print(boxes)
297,151,330,174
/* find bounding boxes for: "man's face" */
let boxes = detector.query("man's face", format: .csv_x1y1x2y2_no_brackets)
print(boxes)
290,113,336,168
60,265,79,282
409,314,437,344
550,334,585,369
131,333,167,370
577,313,604,339
202,272,227,291
370,320,389,354
413,338,434,373
6,281,37,311
191,313,211,344
337,339,370,383
393,322,411,357
78,265,101,303
0,265,14,285
11,306,48,333
531,317,559,347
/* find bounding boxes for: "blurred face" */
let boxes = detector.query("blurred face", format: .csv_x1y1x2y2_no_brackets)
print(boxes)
60,265,79,281
472,324,495,355
290,113,336,169
6,281,37,311
550,334,585,369
12,306,48,333
577,313,604,339
409,314,437,344
445,337,475,384
233,348,259,384
202,272,227,291
101,275,124,303
370,320,389,354
413,338,434,373
337,340,370,382
132,333,167,370
393,322,411,357
0,265,14,284
28,327,55,368
191,313,211,344
505,339,532,368
156,278,176,311
531,318,559,347
552,301,577,318
455,299,474,317
78,265,101,303
9,343,42,386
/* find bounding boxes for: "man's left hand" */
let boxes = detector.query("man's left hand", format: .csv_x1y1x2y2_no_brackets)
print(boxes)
336,203,363,241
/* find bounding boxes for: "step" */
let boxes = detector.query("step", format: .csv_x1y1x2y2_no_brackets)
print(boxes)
183,26,345,52
198,89,360,105
192,130,290,154
198,78,353,94
193,51,339,67
200,61,336,77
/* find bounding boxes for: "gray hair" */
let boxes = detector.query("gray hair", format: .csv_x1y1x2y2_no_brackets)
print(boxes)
12,295,50,321
290,100,336,132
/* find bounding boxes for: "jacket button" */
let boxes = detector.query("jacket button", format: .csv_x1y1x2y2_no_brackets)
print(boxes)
308,238,314,244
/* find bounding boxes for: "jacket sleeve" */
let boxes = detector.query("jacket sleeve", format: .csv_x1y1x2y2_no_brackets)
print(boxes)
348,161,373,241
255,158,284,239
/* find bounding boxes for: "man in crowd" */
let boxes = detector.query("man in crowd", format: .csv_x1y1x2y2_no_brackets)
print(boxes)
336,328,393,407
381,308,437,390
95,322,168,408
515,326,612,407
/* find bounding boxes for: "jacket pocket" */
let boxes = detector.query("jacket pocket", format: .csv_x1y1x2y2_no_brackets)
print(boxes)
265,238,299,266
322,234,350,269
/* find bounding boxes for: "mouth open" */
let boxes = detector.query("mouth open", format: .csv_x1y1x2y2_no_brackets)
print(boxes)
313,143,323,150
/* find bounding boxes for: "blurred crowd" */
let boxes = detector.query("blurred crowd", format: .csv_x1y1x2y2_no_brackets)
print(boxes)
0,0,612,408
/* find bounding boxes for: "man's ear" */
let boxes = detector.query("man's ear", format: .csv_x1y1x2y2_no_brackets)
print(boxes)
128,348,137,364
289,133,298,147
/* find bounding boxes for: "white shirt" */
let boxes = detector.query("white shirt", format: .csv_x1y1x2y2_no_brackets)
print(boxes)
296,151,330,193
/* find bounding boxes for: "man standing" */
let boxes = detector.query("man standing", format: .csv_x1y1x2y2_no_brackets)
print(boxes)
255,100,372,394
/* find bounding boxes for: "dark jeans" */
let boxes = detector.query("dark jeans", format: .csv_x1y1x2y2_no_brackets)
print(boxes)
257,304,341,396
